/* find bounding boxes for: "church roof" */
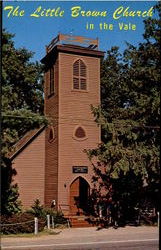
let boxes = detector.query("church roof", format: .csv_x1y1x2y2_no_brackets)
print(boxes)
41,44,104,65
9,126,46,160
41,34,104,65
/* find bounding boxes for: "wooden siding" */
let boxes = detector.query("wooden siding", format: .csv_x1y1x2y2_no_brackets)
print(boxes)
12,130,45,208
44,58,59,207
11,42,103,213
58,52,101,211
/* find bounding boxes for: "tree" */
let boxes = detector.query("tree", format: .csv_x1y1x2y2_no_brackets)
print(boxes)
2,29,48,154
1,157,21,215
87,3,160,224
1,30,48,215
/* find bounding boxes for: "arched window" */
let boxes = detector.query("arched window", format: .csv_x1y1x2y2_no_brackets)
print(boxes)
73,59,87,90
48,127,55,142
73,126,87,141
75,127,86,138
49,66,54,96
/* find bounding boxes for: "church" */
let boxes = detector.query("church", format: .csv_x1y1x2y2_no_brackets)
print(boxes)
10,34,104,217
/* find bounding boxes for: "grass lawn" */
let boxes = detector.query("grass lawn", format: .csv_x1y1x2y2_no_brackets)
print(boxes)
1,229,62,238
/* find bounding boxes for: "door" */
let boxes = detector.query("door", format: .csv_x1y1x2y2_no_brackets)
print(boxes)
70,177,90,215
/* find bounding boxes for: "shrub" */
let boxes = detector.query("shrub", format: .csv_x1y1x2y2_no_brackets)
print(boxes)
27,199,46,218
45,209,68,225
1,212,46,234
27,199,68,225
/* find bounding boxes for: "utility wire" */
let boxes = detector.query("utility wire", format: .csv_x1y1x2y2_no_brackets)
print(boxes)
2,115,160,129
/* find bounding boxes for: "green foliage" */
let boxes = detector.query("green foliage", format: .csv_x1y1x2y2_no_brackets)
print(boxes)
27,199,67,225
2,30,44,112
28,199,45,218
1,29,48,215
2,29,48,156
1,157,22,216
1,213,45,234
1,199,67,235
87,2,160,223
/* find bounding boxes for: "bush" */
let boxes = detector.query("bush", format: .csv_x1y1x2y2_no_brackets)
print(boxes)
46,209,68,225
27,199,45,218
1,212,46,234
1,199,68,235
27,199,68,225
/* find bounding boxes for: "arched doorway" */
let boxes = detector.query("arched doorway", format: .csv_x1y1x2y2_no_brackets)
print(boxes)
70,177,90,215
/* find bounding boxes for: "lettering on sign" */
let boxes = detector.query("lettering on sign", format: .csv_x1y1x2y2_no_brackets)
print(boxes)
72,166,88,173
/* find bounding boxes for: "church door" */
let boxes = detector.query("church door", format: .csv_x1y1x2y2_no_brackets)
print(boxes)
70,177,90,215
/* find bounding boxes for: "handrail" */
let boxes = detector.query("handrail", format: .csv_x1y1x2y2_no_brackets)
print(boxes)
46,33,98,53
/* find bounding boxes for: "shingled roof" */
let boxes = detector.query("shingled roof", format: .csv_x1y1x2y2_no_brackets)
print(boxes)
9,126,46,160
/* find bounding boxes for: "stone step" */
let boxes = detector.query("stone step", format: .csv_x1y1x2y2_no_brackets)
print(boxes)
72,224,92,228
68,216,93,228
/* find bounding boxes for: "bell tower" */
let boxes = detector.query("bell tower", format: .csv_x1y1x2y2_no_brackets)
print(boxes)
41,34,104,215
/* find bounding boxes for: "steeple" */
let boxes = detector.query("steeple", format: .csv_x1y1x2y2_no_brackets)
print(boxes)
41,34,104,214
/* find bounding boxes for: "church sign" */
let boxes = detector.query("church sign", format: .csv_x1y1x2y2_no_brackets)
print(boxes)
72,166,88,174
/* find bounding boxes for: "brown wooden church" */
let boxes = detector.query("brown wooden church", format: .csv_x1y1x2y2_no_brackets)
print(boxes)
10,34,104,218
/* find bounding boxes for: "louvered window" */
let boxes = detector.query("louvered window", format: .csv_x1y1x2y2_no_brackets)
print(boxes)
73,78,79,89
73,60,87,90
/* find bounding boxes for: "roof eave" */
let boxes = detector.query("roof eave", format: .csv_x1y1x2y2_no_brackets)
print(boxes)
9,126,46,161
41,45,105,64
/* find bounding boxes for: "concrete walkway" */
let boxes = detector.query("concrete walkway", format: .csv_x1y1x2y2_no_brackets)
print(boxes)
1,226,159,247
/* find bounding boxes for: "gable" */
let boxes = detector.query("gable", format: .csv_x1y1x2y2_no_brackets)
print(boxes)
9,126,46,160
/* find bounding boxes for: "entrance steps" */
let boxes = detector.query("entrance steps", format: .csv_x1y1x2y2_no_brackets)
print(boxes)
67,215,94,228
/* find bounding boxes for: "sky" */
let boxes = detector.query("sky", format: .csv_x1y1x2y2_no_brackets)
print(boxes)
2,1,158,62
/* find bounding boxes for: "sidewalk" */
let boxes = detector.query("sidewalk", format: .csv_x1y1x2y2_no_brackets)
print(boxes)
2,226,159,246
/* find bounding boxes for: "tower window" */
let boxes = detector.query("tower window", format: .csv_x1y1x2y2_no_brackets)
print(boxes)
73,126,87,141
48,127,55,142
73,60,87,90
75,127,86,138
49,66,54,95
